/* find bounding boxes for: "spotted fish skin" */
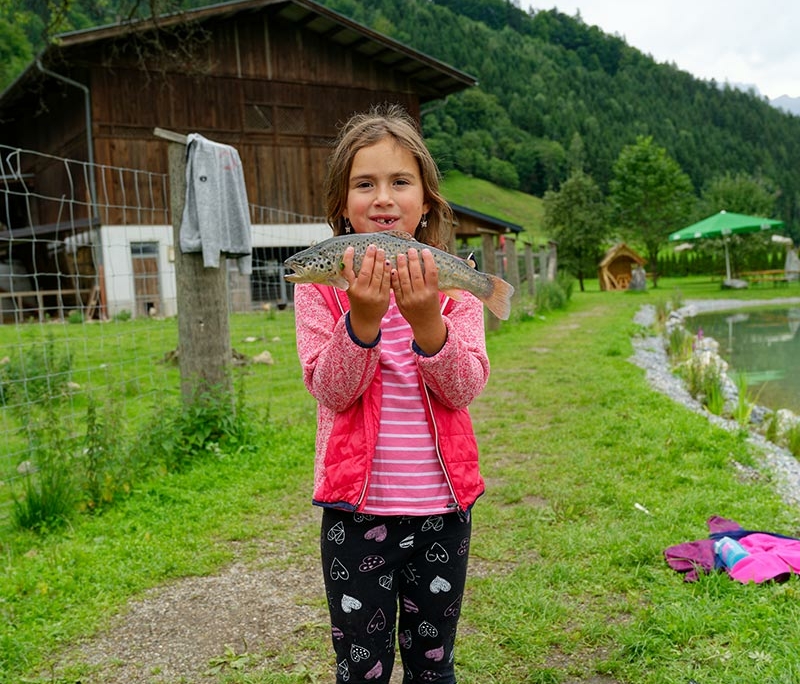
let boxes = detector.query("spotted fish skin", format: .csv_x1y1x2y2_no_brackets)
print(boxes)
283,231,514,319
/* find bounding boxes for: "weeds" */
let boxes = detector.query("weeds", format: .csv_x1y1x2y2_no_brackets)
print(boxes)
133,373,259,473
654,299,671,329
704,378,725,415
681,348,724,405
764,411,780,443
731,373,765,428
0,334,72,408
80,397,128,512
787,423,800,457
12,406,76,532
205,644,256,676
653,290,683,332
11,393,135,530
666,325,693,362
11,373,260,532
532,273,575,314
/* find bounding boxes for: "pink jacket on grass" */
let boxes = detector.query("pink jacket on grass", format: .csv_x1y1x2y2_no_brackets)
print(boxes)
293,283,489,513
729,534,800,584
664,516,800,584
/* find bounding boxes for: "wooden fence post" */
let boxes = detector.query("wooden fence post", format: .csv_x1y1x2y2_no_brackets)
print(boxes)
524,243,536,296
503,234,520,302
538,246,548,283
159,128,233,405
481,232,500,331
547,240,558,282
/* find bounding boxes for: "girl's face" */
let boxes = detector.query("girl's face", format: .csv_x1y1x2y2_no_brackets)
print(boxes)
343,136,429,236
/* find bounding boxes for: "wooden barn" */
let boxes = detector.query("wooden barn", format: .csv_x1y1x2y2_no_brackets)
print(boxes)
598,243,646,291
0,0,516,320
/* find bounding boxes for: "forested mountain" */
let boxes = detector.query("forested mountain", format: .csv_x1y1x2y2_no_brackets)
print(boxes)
319,0,800,236
3,0,799,236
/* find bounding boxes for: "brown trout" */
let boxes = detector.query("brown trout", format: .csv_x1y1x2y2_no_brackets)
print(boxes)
283,230,514,319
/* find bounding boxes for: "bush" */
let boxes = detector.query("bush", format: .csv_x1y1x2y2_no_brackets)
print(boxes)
133,378,258,473
488,157,520,189
533,273,575,314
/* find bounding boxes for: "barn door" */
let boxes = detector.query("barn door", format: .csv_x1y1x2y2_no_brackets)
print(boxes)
131,242,161,317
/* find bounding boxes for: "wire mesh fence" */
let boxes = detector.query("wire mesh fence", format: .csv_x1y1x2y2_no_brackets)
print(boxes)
0,144,326,523
0,141,528,526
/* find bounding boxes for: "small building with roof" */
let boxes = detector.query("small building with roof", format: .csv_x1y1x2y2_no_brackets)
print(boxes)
598,243,646,291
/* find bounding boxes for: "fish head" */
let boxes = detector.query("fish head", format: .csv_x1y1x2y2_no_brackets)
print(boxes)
283,244,349,289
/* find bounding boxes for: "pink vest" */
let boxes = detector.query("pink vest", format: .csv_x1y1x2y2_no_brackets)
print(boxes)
312,285,484,513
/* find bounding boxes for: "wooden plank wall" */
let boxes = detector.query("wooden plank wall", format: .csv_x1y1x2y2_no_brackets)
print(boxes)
84,10,420,223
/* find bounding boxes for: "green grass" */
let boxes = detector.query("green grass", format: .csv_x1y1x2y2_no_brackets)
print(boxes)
2,276,800,683
441,169,545,246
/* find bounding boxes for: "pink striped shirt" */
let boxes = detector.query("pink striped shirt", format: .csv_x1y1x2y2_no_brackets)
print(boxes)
362,298,453,515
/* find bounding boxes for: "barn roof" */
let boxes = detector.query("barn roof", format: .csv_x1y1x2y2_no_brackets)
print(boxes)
449,203,523,234
1,0,477,105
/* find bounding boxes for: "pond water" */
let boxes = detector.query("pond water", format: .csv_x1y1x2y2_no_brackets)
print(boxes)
687,306,800,414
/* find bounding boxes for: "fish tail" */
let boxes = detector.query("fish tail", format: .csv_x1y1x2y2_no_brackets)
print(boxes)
481,274,515,320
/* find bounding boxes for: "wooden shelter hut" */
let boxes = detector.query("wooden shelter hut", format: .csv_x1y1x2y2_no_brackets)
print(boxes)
0,0,515,320
598,243,646,291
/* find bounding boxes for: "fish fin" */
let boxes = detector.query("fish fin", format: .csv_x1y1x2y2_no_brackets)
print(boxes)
480,274,515,320
441,288,463,301
329,275,350,290
385,230,418,242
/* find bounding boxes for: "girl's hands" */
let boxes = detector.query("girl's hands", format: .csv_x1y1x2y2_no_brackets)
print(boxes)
342,244,391,344
342,244,447,355
392,248,447,355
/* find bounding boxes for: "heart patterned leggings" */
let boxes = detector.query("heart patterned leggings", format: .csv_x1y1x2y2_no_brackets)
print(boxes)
320,508,472,684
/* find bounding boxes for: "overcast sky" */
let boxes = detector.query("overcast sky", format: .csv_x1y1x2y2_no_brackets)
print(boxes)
523,1,798,99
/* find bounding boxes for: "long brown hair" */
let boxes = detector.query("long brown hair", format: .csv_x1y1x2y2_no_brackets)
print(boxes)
324,103,453,250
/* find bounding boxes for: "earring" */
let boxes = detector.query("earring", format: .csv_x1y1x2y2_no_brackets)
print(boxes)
344,218,352,234
420,214,428,229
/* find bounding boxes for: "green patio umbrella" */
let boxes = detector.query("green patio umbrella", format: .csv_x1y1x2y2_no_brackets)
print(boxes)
668,210,784,280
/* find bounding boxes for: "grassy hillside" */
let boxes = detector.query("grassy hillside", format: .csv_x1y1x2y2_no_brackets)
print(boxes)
440,171,546,246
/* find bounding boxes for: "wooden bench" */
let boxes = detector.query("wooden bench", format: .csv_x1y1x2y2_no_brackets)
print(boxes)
0,289,95,323
741,270,799,286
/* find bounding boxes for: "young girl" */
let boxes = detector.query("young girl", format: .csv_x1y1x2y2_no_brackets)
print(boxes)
293,104,489,684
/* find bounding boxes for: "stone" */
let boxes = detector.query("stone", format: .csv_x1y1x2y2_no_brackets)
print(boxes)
721,278,749,290
629,266,647,291
253,350,274,365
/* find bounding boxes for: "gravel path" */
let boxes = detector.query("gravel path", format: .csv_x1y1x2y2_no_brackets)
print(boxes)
54,509,336,683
